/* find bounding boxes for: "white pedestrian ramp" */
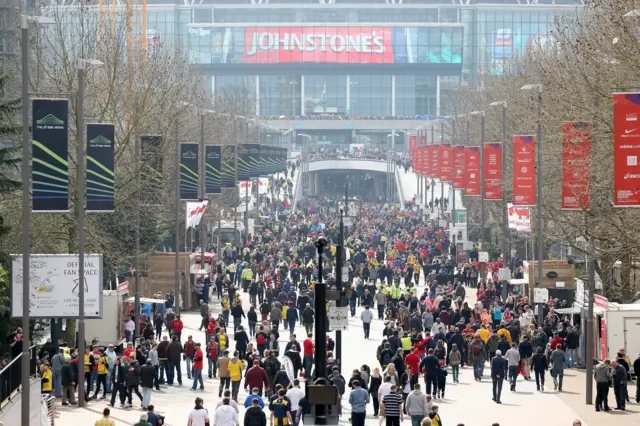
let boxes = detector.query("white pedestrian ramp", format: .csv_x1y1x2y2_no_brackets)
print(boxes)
397,168,466,215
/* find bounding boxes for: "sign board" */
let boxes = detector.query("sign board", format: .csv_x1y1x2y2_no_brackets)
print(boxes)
341,265,349,283
117,281,129,295
594,294,609,309
283,356,295,383
479,252,489,263
498,268,511,282
328,306,349,331
533,288,549,304
555,281,565,288
11,254,104,318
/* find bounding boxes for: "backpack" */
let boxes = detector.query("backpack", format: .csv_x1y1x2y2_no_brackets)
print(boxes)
380,351,392,365
472,344,481,357
257,333,266,346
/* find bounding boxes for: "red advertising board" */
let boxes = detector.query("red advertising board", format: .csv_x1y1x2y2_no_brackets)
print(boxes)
439,144,452,182
483,143,503,200
423,146,431,177
419,135,426,147
242,27,394,64
409,136,417,171
415,141,423,176
453,145,465,190
562,122,591,210
613,93,640,207
431,144,440,179
512,135,536,206
465,146,481,196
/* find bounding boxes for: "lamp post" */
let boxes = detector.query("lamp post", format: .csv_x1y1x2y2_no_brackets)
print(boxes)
175,117,180,315
77,57,104,408
470,111,485,250
490,101,509,270
20,14,54,424
521,84,544,327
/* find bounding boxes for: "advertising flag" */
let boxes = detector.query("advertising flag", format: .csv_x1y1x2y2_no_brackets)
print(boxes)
205,145,222,195
423,145,431,178
512,135,536,206
483,143,503,200
31,99,69,212
180,143,199,200
614,93,640,206
507,203,531,232
452,145,465,190
439,144,452,182
186,200,208,230
465,146,481,196
221,145,236,188
562,122,591,210
237,144,250,181
410,136,417,156
86,123,115,212
431,144,440,179
279,148,288,172
247,144,261,178
140,135,163,205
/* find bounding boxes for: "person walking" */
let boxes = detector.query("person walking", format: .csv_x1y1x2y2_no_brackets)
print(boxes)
214,397,241,426
349,380,370,426
167,335,183,386
531,347,548,392
381,384,404,426
594,359,611,411
370,368,382,417
125,357,144,408
244,397,267,426
60,356,77,406
140,359,156,409
109,357,126,407
490,350,507,404
94,407,116,426
133,413,152,426
405,383,430,426
228,351,244,402
188,397,210,426
550,344,566,392
612,360,627,410
361,305,373,339
504,343,520,392
191,342,205,391
468,336,487,381
51,348,65,398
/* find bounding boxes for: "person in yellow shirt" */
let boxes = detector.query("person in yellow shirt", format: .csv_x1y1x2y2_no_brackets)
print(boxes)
41,362,52,394
95,408,116,426
93,348,109,399
477,325,491,343
228,351,245,401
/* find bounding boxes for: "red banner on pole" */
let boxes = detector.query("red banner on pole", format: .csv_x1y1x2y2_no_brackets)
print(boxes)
423,146,431,178
439,144,452,182
613,93,640,207
512,135,536,206
431,144,440,179
483,143,503,200
453,145,465,190
465,146,481,196
409,136,417,169
415,142,424,176
562,122,591,210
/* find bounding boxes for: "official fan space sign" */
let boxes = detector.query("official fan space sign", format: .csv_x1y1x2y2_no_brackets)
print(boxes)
11,254,103,318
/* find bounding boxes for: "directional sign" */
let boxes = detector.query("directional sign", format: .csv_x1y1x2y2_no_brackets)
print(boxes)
341,266,349,284
328,306,349,331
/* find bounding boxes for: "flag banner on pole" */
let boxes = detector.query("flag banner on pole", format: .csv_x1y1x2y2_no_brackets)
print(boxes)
248,144,261,178
465,146,481,196
259,146,271,176
614,93,640,206
221,145,236,188
417,143,425,176
279,148,287,172
409,136,417,161
420,135,426,147
423,145,431,178
237,144,250,181
186,200,208,230
483,143,503,200
561,122,591,210
140,135,163,205
439,144,452,182
512,135,536,206
452,145,465,190
508,203,531,232
32,99,69,212
205,145,222,195
180,143,199,200
86,123,115,212
431,144,440,179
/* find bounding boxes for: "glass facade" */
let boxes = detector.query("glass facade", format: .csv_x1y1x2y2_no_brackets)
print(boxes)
304,75,347,114
258,75,301,116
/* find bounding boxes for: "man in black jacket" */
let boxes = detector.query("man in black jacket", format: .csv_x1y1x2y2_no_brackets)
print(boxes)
419,349,440,397
634,355,640,403
612,360,627,410
125,358,143,408
490,350,508,404
110,357,127,407
244,397,267,426
166,335,183,385
60,356,77,405
140,359,157,409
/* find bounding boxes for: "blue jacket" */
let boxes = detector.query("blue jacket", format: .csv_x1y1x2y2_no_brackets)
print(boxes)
244,393,264,408
490,356,508,379
286,307,299,322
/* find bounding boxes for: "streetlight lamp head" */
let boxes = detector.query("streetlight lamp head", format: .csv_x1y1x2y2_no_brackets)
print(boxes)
624,9,640,17
489,101,507,107
469,110,484,116
521,84,542,92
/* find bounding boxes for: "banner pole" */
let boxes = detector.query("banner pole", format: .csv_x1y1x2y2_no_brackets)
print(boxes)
175,118,181,315
77,60,87,408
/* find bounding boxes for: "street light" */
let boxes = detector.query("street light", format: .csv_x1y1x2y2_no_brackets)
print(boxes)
20,13,54,425
470,110,486,251
489,101,509,271
77,57,104,408
520,83,544,329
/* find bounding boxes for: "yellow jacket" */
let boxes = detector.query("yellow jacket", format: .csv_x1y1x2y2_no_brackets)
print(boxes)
478,328,490,343
42,369,52,392
497,328,512,346
228,359,244,381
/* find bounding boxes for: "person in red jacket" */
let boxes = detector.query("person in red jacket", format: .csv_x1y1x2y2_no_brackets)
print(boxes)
184,336,196,380
191,342,204,391
550,333,564,350
244,359,269,395
207,338,218,379
405,347,421,374
206,318,216,344
170,315,184,341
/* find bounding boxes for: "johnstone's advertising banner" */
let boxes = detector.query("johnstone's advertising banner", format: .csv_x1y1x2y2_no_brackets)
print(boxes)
221,145,236,188
431,144,440,179
562,122,591,210
452,146,465,190
86,124,115,212
439,144,452,182
483,143,503,200
205,145,222,195
32,99,69,212
613,92,640,207
465,146,481,197
512,135,536,206
180,143,199,200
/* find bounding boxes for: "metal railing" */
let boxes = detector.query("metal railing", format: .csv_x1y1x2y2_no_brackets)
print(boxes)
0,345,37,410
41,394,55,426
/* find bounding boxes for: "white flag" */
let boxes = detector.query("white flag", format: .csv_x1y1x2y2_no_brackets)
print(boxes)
186,200,208,230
